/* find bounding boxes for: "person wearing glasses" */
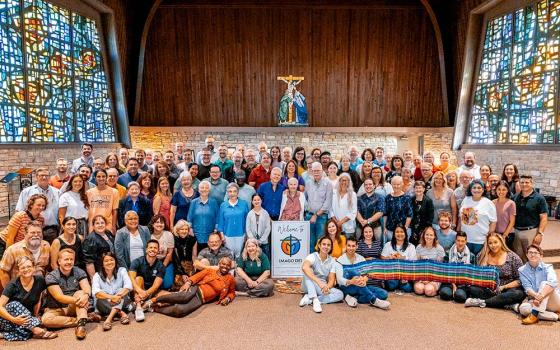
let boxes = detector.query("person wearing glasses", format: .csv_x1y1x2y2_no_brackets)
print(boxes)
518,244,560,324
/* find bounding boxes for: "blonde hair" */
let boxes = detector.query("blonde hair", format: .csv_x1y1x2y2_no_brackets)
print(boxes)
477,232,512,266
173,219,191,236
241,238,262,265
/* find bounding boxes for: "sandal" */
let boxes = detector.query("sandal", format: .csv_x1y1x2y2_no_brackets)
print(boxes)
120,315,130,325
102,322,112,331
33,329,58,339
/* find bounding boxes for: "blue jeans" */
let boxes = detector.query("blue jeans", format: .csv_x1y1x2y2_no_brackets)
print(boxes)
339,285,388,304
162,263,174,290
467,242,484,257
260,244,270,260
302,276,344,304
385,280,414,293
305,212,328,253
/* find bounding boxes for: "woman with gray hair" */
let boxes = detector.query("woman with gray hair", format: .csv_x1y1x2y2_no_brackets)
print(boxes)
218,183,249,258
329,173,358,236
117,181,152,228
170,171,199,228
279,177,306,221
115,211,151,269
235,239,274,297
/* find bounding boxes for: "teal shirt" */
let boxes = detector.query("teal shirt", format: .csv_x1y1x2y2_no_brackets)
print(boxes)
236,253,270,278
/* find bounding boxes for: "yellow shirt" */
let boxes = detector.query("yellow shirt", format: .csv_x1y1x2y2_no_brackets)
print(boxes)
315,235,347,258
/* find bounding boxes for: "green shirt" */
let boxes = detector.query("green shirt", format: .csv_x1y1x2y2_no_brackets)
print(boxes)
236,253,270,278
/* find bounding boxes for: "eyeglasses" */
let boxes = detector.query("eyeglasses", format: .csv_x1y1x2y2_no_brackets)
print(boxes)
526,251,541,256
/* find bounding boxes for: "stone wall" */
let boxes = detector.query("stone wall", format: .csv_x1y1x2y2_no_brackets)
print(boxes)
1,127,559,218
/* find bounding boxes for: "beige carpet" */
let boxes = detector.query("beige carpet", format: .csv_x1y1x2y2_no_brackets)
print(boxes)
2,293,559,350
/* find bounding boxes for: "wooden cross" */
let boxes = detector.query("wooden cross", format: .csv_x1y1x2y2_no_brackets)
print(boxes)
277,75,304,123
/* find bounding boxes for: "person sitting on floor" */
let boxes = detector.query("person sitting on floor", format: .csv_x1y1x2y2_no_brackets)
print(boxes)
128,239,165,322
465,233,525,309
335,237,390,310
42,248,100,340
150,256,236,318
414,226,445,297
172,220,198,288
381,225,416,293
235,239,274,297
439,231,474,303
0,222,50,290
91,252,132,331
299,236,344,313
0,256,57,341
518,244,560,325
193,232,234,271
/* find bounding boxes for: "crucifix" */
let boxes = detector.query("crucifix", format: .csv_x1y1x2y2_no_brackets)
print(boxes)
277,75,304,124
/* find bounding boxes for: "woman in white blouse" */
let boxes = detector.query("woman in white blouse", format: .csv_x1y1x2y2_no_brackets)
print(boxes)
329,173,357,236
58,174,89,238
246,193,272,258
91,252,132,330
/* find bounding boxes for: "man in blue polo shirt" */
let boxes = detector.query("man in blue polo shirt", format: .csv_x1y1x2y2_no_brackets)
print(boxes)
257,167,285,221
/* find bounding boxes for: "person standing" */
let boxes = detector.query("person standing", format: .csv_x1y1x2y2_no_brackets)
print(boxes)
305,162,333,252
87,169,119,233
513,175,548,263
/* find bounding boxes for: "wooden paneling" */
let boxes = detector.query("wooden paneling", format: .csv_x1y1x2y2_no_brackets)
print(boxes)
138,6,445,127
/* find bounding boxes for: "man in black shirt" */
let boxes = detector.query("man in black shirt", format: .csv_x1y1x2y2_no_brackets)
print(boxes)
128,239,165,322
42,248,98,340
513,175,548,262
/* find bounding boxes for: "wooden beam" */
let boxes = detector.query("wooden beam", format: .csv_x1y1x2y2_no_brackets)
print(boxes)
420,0,450,126
133,0,163,124
160,0,422,9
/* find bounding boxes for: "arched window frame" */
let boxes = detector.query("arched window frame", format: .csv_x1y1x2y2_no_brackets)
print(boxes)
453,0,560,149
0,0,130,146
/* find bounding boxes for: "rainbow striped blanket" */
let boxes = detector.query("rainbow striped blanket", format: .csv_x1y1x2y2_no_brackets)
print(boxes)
343,260,499,289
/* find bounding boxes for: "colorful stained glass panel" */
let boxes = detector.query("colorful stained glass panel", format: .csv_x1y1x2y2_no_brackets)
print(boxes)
469,0,560,144
0,0,116,143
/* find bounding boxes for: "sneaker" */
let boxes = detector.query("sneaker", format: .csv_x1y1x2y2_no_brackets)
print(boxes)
135,307,145,322
143,300,154,313
299,295,311,307
344,295,358,308
236,291,249,297
312,298,322,313
464,298,485,308
505,303,520,314
370,298,391,310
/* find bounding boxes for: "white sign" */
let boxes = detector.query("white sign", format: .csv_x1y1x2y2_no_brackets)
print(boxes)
271,221,310,278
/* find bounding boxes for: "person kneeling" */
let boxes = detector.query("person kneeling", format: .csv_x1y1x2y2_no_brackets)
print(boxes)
335,237,390,310
235,239,274,297
300,236,344,313
128,240,165,322
42,248,100,340
518,245,560,325
151,257,235,317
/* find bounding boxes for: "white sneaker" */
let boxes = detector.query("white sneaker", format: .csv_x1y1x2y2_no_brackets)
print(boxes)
135,307,145,322
371,298,391,310
299,295,311,307
344,295,358,308
464,298,485,308
312,298,322,313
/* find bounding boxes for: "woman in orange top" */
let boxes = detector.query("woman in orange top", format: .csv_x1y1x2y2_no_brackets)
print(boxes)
436,152,457,175
315,219,346,258
0,194,47,258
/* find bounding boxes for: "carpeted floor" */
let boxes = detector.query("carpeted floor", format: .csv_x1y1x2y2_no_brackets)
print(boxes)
2,292,559,350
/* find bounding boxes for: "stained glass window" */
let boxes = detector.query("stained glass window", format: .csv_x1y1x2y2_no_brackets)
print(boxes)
469,0,560,144
0,0,116,143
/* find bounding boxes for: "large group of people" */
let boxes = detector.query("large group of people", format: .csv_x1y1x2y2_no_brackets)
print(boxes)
0,137,558,342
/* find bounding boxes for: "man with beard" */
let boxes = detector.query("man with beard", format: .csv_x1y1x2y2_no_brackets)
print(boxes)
150,256,235,318
42,248,98,339
49,158,70,189
319,151,331,172
135,149,150,173
118,147,129,173
197,147,213,180
118,158,141,188
205,165,228,205
70,143,94,174
213,144,234,182
164,150,182,180
456,152,481,179
16,167,60,243
195,136,216,164
106,167,127,199
233,170,255,207
243,148,259,175
60,164,95,192
0,222,50,290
